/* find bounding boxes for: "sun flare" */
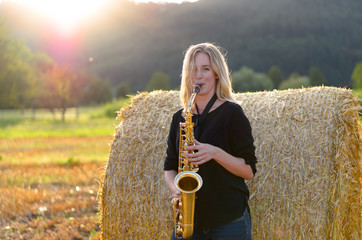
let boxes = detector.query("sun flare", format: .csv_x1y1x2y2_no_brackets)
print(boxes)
4,0,198,36
133,0,197,3
25,0,112,35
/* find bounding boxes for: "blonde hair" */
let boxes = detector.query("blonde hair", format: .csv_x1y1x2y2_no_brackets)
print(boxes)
180,42,235,109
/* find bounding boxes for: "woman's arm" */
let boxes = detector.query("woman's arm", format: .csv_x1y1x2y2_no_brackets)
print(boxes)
164,170,180,198
185,140,254,180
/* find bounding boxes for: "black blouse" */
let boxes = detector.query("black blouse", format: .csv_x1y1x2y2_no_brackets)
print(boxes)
164,100,257,229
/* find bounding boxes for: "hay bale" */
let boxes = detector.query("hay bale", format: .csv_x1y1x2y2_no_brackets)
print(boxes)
99,87,361,239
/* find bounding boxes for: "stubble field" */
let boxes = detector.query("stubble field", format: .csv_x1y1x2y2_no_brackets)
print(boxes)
0,136,112,240
0,104,126,240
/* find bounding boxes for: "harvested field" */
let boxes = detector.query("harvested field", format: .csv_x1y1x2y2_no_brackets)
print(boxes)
0,136,110,240
0,137,111,164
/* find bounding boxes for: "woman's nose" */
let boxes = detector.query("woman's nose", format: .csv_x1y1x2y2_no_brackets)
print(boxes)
195,69,202,79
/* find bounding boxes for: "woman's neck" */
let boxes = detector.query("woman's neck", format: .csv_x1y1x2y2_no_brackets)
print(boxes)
194,93,216,114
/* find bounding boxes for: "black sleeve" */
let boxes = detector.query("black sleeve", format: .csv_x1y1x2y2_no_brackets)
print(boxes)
229,105,257,176
164,110,182,171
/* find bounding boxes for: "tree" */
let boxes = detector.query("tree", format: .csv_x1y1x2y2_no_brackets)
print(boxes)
39,65,87,122
0,56,35,109
279,76,311,90
232,66,273,93
0,20,40,109
268,66,284,89
29,52,54,111
145,71,171,92
288,72,300,80
309,67,327,86
351,62,362,89
83,75,112,104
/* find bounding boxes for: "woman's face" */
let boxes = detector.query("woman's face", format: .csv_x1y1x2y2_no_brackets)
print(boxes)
191,52,218,98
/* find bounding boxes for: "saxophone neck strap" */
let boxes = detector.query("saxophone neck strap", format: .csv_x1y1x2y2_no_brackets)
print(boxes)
195,93,218,128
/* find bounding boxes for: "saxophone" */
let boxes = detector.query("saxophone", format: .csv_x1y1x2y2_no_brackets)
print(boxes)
173,85,203,239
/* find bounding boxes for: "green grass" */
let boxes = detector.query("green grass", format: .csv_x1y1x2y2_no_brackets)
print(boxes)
352,89,362,99
0,98,130,139
0,98,131,164
0,118,118,138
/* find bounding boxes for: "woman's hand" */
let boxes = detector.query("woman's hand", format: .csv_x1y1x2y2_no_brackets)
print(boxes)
171,192,180,203
184,140,254,179
164,170,181,207
171,192,181,212
184,140,219,165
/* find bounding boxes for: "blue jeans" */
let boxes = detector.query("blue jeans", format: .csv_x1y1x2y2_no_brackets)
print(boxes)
171,208,252,240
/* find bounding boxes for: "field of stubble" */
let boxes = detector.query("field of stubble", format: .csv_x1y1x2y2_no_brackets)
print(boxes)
0,136,112,240
0,105,125,240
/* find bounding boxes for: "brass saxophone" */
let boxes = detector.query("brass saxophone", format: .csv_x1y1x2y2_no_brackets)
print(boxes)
173,85,203,239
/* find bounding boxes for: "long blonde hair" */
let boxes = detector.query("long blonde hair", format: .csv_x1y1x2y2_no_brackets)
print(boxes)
180,42,235,109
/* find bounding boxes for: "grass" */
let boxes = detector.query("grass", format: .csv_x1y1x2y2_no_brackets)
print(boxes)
352,88,362,98
0,98,130,239
0,136,112,165
0,98,130,139
0,118,117,139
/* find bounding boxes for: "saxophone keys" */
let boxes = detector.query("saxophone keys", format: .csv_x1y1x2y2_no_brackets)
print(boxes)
178,213,183,222
176,226,183,236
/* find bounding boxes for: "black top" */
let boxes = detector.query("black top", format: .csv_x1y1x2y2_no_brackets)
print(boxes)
164,101,257,229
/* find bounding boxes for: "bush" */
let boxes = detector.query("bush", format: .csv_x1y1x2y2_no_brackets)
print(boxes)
89,98,131,119
103,98,131,118
279,76,311,90
117,82,132,98
145,71,171,91
232,67,273,92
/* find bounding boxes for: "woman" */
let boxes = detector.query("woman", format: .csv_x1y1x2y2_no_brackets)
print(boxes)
164,42,257,240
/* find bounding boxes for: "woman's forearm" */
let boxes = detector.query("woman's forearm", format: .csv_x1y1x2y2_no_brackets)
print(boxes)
213,147,254,180
164,170,179,195
185,140,254,180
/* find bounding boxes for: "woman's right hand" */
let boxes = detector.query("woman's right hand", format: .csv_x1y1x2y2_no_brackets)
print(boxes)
171,192,181,210
164,171,181,210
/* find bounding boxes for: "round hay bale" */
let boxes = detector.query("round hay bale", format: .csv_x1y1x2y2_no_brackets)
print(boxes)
99,87,361,239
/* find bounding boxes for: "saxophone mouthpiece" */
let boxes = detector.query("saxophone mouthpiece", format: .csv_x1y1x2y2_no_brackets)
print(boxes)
194,85,200,94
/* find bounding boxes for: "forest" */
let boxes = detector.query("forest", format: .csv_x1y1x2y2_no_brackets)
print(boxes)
1,0,362,105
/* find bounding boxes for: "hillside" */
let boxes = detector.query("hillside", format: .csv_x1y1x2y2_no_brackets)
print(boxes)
1,0,361,91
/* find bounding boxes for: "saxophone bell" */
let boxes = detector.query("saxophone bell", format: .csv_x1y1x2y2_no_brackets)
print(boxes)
174,171,202,239
174,171,203,194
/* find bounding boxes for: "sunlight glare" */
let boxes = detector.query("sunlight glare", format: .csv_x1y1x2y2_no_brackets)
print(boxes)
25,0,111,35
133,0,197,4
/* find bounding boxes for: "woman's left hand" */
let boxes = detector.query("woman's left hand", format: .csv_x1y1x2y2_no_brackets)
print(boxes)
185,140,254,180
184,140,219,165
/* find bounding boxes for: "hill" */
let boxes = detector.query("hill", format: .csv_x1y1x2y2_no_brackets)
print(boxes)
1,0,361,90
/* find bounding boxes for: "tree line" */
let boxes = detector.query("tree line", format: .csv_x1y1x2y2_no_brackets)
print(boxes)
145,65,329,93
77,0,362,91
1,14,361,119
1,0,362,120
1,0,361,92
0,21,113,121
